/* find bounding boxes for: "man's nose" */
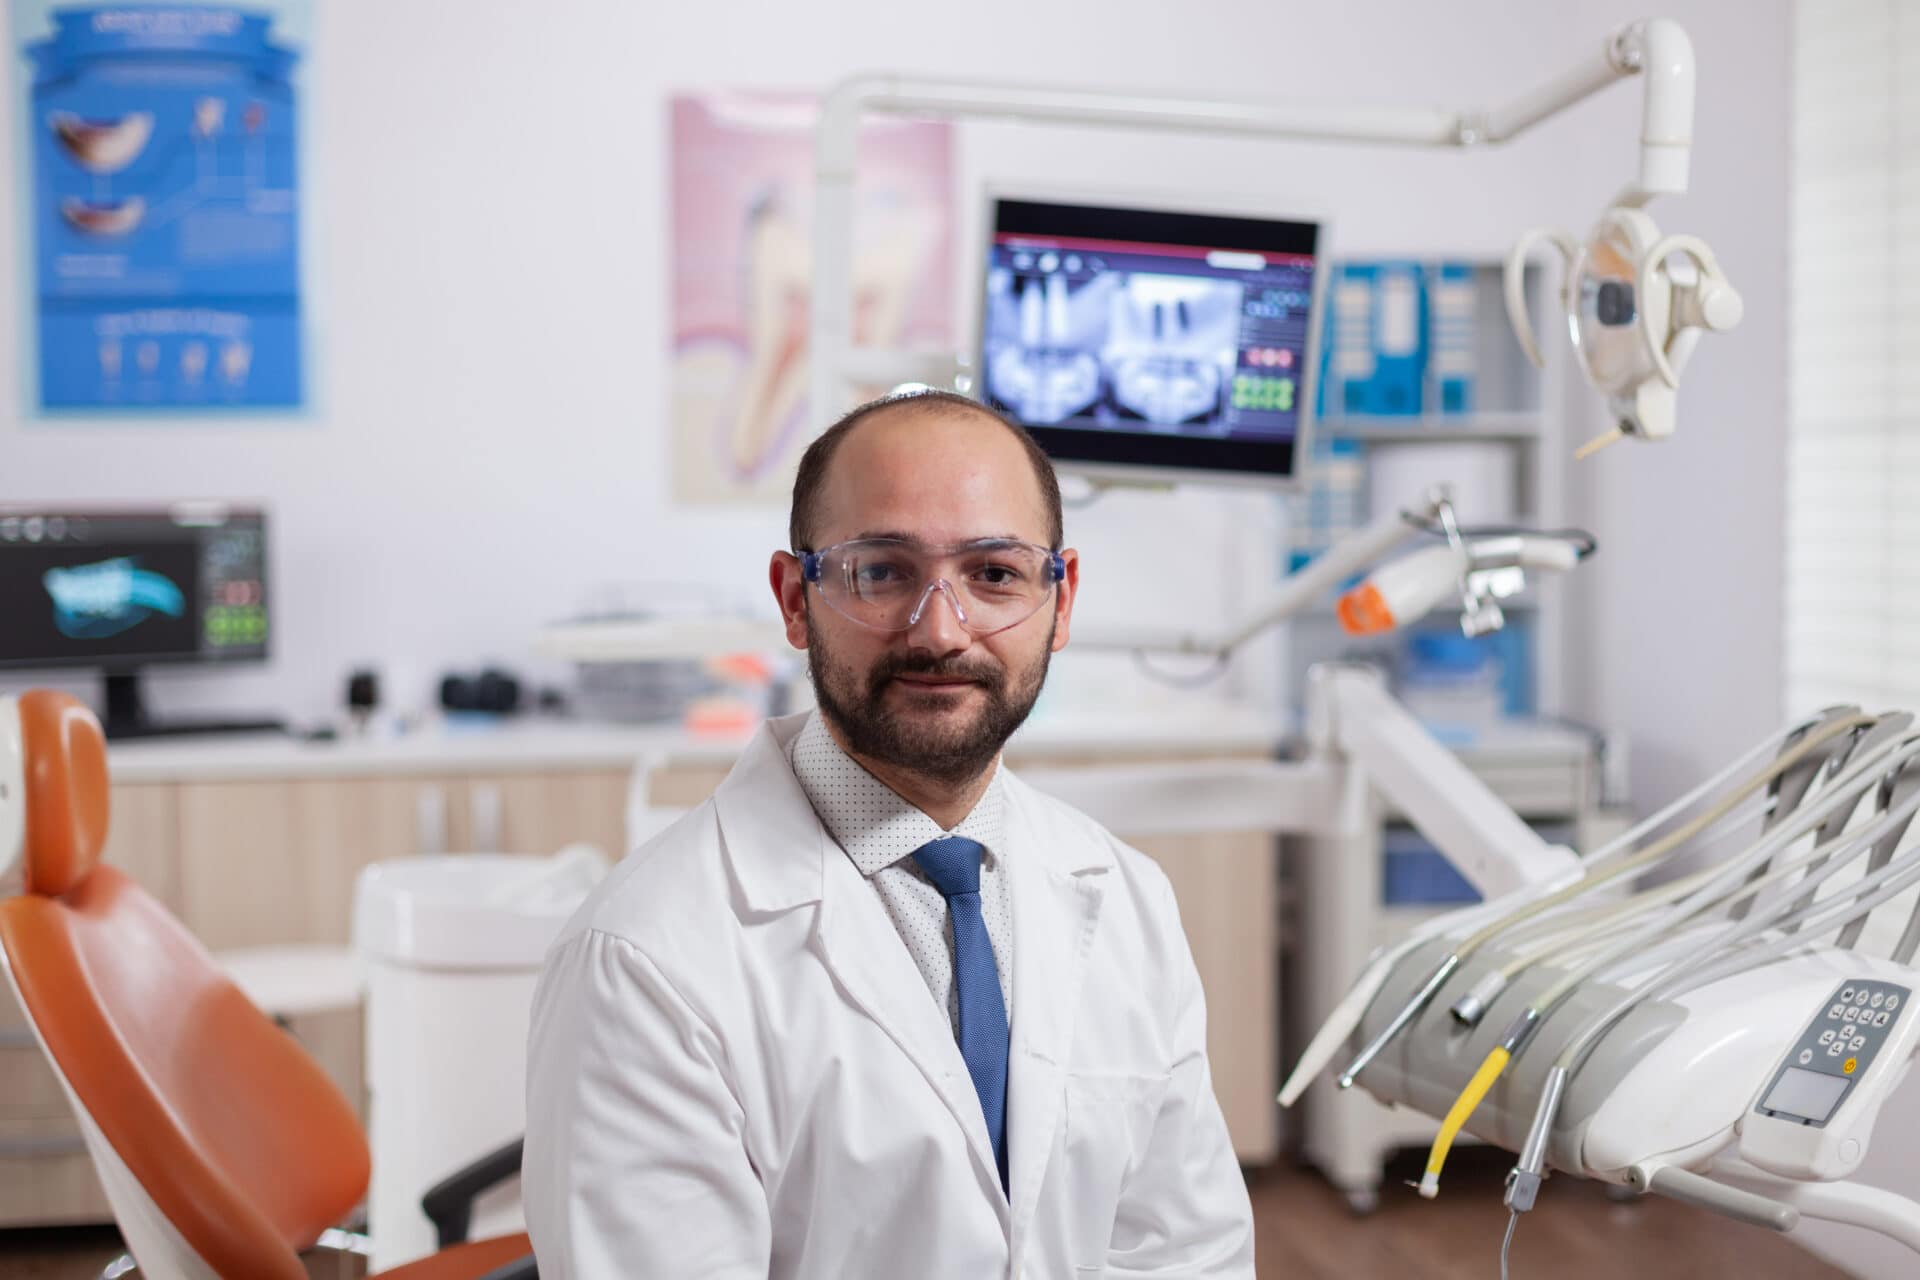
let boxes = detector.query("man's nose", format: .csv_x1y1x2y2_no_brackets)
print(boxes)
905,579,972,654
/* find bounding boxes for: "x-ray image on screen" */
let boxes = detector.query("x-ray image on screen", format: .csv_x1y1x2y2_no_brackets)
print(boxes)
981,270,1113,423
1104,275,1242,425
983,270,1243,429
978,198,1323,486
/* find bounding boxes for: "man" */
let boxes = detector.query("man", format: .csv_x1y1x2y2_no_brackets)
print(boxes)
524,390,1255,1278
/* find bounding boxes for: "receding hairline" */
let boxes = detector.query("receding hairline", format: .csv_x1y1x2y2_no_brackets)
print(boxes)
842,391,1021,436
793,394,1062,550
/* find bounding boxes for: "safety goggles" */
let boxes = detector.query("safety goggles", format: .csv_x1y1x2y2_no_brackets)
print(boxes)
800,537,1066,636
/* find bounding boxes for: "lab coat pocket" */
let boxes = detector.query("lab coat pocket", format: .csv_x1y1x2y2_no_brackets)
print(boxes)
1063,1071,1171,1261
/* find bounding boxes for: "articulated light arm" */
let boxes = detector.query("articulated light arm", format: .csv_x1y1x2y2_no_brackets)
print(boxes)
811,18,1696,425
1077,490,1587,658
1076,493,1450,656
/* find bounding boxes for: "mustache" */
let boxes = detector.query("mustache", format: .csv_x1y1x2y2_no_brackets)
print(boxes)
870,652,1001,686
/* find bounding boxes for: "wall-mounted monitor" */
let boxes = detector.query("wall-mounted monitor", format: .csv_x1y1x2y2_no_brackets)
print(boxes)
979,196,1326,489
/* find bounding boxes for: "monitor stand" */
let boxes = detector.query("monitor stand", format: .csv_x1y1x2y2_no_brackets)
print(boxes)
102,671,287,741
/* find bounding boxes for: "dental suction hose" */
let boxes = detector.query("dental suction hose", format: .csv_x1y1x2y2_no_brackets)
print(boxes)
1420,1008,1543,1198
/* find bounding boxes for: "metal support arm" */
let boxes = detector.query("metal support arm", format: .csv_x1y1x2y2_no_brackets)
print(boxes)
1308,664,1579,898
1711,1159,1920,1256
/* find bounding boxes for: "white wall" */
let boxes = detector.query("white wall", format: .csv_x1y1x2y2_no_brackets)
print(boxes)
0,0,1790,815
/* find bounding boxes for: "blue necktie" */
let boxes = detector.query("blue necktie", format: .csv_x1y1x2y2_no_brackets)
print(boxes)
912,835,1010,1192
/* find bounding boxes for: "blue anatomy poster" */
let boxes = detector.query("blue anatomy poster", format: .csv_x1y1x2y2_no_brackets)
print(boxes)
16,4,306,411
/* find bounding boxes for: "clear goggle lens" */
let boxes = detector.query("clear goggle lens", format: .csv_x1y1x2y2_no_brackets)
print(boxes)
803,538,1064,636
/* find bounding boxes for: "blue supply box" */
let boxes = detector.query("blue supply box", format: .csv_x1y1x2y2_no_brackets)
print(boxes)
1382,825,1482,906
1400,625,1536,722
24,6,303,409
1315,260,1477,420
1382,817,1572,907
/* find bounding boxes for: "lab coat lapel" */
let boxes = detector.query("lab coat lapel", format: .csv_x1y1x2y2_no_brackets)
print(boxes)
814,849,1011,1211
1002,778,1110,1256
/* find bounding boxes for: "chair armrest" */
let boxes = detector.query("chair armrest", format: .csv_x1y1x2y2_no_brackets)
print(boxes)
420,1137,525,1248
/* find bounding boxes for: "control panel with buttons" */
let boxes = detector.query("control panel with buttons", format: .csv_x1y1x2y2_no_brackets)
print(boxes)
1741,976,1919,1182
1754,980,1906,1128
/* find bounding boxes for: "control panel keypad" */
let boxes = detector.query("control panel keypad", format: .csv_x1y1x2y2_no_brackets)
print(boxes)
1755,979,1911,1128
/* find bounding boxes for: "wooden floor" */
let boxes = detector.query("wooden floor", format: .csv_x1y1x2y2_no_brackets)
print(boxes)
1248,1147,1850,1280
0,1148,1853,1279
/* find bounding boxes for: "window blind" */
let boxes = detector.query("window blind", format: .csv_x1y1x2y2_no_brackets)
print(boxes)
1786,1,1920,712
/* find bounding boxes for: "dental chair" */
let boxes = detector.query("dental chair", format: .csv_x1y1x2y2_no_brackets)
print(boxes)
0,690,537,1280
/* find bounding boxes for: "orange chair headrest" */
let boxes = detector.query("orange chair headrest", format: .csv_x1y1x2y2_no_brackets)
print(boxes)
0,691,109,898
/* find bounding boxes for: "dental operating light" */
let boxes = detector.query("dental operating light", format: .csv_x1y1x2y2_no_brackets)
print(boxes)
1508,204,1743,456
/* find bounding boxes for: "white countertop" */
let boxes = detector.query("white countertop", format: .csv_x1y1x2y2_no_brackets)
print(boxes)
107,704,1292,784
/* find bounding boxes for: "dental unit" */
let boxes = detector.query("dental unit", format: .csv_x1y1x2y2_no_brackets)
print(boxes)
1284,707,1920,1267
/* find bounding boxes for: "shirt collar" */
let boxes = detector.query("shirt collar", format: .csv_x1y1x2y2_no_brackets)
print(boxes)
789,710,1007,878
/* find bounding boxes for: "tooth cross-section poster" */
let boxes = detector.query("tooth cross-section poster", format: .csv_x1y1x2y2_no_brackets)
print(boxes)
14,3,308,412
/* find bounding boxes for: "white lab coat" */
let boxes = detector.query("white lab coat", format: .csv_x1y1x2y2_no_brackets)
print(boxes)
524,713,1254,1279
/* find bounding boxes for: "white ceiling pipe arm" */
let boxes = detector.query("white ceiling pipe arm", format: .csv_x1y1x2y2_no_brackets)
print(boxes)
1630,18,1697,197
1481,18,1694,199
818,74,1464,155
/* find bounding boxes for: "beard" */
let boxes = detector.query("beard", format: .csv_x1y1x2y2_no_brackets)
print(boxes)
805,604,1053,787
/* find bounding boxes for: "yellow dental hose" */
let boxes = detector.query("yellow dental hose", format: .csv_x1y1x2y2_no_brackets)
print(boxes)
1421,1045,1512,1197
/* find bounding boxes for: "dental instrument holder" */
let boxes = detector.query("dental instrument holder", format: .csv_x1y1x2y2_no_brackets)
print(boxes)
1348,934,1687,1177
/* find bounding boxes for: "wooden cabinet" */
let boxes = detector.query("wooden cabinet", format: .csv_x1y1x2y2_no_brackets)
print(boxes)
179,777,444,951
166,769,633,953
1130,830,1278,1164
446,770,630,862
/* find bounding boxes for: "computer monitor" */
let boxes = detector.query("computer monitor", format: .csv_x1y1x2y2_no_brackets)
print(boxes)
978,196,1325,488
0,505,279,738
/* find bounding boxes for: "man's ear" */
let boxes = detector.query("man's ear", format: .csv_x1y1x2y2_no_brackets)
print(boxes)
771,551,810,651
1050,548,1079,653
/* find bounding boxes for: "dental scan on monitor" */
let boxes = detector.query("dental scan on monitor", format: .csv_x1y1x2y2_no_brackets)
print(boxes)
979,197,1324,488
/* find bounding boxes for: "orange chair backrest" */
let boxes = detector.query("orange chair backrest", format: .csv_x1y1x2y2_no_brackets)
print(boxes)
0,691,370,1280
16,687,110,895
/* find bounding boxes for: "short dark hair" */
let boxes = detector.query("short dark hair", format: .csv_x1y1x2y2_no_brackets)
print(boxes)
788,390,1064,552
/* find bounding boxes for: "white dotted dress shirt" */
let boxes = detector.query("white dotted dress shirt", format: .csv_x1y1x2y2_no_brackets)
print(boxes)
788,711,1014,1031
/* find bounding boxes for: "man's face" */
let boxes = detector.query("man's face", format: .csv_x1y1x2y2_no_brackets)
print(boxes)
803,590,1054,787
770,407,1079,786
